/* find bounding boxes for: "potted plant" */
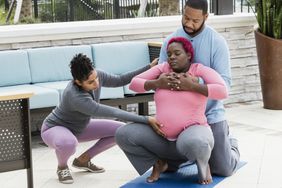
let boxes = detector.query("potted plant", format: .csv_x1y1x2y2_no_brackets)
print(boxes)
248,0,282,109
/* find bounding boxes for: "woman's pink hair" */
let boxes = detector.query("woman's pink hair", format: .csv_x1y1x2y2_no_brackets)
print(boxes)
167,37,194,62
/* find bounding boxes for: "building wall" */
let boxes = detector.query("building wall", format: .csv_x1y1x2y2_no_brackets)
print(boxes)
0,14,260,104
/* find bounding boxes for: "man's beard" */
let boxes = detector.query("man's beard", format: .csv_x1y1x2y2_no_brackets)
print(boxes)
182,20,205,36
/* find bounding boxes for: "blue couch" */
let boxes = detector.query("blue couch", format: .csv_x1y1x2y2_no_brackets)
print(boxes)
0,41,160,132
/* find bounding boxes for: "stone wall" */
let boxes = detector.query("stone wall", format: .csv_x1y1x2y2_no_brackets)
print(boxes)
222,26,262,104
0,14,260,104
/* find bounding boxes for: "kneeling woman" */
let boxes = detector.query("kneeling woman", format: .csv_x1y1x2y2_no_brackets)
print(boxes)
41,53,159,184
116,37,228,184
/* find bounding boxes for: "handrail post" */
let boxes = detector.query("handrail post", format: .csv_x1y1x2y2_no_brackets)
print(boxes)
113,0,120,19
34,0,38,18
69,0,74,21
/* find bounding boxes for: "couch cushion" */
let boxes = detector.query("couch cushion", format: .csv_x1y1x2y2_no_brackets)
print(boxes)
27,45,92,83
0,85,60,109
91,41,151,96
35,81,70,100
0,50,31,87
99,87,124,99
36,80,123,100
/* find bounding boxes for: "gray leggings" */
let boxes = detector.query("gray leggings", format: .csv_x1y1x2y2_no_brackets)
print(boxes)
115,123,214,175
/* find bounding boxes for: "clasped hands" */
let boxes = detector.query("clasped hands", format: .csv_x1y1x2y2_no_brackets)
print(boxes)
156,72,198,91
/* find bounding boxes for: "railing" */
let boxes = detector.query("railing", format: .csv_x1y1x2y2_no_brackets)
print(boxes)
32,0,252,22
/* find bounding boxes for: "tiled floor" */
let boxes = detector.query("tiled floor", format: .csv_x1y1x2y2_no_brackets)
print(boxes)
1,101,282,188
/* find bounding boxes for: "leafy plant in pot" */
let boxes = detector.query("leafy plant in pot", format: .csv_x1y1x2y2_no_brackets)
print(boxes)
248,0,282,109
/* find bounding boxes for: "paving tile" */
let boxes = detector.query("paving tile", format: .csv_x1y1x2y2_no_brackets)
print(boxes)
1,101,281,188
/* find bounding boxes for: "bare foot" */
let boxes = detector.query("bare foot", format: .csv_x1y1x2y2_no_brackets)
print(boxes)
198,164,213,185
146,160,168,183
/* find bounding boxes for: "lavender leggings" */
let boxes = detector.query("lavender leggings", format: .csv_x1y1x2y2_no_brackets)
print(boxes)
41,119,124,167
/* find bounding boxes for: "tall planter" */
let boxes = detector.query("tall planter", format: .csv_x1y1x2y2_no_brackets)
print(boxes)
254,29,282,109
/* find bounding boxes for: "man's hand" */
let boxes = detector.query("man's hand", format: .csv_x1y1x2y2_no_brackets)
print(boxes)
148,116,166,138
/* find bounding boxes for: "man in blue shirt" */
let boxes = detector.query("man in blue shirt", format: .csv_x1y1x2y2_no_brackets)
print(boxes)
158,0,240,176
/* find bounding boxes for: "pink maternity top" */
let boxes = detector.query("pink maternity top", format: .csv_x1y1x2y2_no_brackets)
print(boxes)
129,63,228,140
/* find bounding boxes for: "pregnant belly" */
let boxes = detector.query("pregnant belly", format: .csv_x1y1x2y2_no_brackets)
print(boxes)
154,89,205,140
156,110,197,140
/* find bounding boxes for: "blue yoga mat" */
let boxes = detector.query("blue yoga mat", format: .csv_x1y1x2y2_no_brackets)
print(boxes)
121,161,246,188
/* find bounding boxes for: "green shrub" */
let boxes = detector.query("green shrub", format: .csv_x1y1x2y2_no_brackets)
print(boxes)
19,17,41,24
248,0,282,39
0,4,8,24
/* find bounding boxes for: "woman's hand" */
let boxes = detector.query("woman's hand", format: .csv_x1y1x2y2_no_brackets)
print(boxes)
153,73,178,90
148,116,166,138
170,73,198,91
150,58,159,68
148,72,199,91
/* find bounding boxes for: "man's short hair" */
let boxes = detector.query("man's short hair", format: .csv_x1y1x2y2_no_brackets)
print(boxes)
185,0,208,14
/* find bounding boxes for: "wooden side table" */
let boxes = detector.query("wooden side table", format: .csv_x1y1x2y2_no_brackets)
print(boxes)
0,92,34,188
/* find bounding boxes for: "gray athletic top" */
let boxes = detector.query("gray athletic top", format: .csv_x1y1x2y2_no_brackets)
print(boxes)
44,65,150,134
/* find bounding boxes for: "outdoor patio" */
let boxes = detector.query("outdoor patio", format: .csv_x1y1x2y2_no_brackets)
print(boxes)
0,101,281,188
0,5,279,187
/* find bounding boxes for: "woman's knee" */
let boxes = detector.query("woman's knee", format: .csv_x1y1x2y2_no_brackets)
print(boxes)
177,137,200,154
106,120,124,132
115,125,131,146
54,137,78,154
112,122,124,135
177,136,213,159
115,124,145,147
